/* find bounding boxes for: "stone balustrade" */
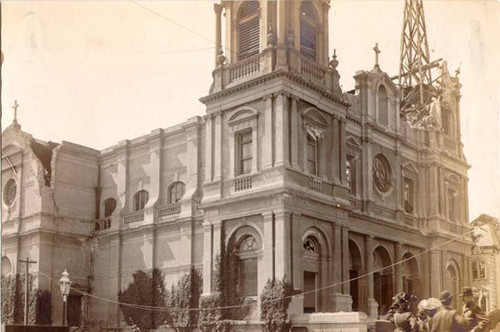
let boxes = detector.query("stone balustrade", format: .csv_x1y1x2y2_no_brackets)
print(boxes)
123,210,145,224
228,54,261,83
235,175,252,192
157,202,182,218
94,217,111,231
301,56,327,83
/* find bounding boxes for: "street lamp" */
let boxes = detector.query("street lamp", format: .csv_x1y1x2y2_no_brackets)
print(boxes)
59,269,71,326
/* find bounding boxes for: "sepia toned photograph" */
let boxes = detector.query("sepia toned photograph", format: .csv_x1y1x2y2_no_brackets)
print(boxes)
1,1,499,331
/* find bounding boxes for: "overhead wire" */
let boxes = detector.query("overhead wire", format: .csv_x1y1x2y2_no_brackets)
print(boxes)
36,217,493,313
29,0,482,315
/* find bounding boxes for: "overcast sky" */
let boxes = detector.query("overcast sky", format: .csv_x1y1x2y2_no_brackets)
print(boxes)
2,1,499,220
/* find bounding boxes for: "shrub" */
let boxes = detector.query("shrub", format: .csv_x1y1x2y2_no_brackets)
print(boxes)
165,267,203,332
118,269,168,330
260,277,294,332
1,274,48,325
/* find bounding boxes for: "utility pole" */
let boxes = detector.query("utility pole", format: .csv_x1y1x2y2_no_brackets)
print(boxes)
19,257,37,325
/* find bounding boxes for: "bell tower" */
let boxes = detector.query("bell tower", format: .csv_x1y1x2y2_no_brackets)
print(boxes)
201,0,353,313
209,0,338,94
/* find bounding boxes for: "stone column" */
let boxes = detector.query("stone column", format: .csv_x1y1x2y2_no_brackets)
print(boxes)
202,220,222,295
332,117,340,181
342,227,350,296
202,221,213,294
395,242,403,293
429,166,439,217
115,140,130,214
260,211,275,289
214,4,223,67
339,119,347,183
205,115,213,182
429,250,442,296
213,113,222,181
146,129,163,216
365,235,378,319
263,95,274,169
274,211,291,279
275,0,288,69
181,119,201,218
290,97,299,169
291,213,302,290
274,93,290,167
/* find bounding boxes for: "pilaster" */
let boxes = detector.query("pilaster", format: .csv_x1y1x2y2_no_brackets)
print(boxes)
213,113,222,181
274,93,290,167
394,242,403,293
290,97,299,169
263,95,274,169
365,235,378,319
274,210,291,279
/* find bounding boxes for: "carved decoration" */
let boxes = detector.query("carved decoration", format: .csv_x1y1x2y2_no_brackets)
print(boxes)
372,154,393,193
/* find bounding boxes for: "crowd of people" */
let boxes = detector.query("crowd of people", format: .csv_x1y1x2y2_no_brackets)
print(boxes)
381,287,500,332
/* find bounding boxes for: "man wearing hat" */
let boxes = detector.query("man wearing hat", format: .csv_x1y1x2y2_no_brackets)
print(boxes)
393,293,418,332
460,287,489,332
430,291,468,332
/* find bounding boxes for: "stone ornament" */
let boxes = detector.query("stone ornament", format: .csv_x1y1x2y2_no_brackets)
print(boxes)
372,154,392,193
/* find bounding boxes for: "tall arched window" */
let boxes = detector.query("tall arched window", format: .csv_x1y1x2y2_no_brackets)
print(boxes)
168,182,185,204
103,198,117,218
237,235,259,297
133,190,149,211
300,1,319,61
238,1,260,61
378,85,389,126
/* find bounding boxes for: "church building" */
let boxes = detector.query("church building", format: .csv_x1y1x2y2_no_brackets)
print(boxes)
1,0,473,328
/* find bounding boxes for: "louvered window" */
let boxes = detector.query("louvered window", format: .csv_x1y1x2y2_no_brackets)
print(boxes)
238,1,260,61
300,1,318,61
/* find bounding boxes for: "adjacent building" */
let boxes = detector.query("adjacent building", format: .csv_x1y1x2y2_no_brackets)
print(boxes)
470,214,500,312
2,0,474,328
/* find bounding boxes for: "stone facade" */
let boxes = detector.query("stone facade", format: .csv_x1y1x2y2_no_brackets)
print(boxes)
1,0,473,328
470,214,500,312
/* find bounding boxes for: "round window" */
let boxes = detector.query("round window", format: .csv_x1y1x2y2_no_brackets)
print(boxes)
3,179,17,206
372,154,393,193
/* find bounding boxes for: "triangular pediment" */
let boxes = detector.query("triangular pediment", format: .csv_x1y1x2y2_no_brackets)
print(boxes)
346,136,362,149
402,161,419,174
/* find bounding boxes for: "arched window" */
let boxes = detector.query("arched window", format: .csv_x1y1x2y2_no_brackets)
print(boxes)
1,257,12,276
300,1,319,61
238,1,260,61
378,85,389,126
133,190,149,211
103,198,117,218
237,235,258,297
168,182,185,204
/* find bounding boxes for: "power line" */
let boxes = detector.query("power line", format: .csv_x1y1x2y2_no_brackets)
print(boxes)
36,218,492,313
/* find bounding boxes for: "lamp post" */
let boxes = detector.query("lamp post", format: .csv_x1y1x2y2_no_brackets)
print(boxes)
59,269,71,326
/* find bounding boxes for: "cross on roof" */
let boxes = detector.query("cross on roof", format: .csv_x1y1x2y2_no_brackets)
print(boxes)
12,100,19,123
373,43,381,68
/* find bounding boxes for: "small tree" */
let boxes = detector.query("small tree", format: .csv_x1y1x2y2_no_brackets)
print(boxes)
260,277,294,332
1,274,47,325
118,269,168,331
165,267,203,332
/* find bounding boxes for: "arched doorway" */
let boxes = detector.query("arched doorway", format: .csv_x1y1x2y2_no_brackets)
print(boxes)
444,260,460,309
301,228,329,314
373,246,393,316
401,252,420,297
349,240,364,312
